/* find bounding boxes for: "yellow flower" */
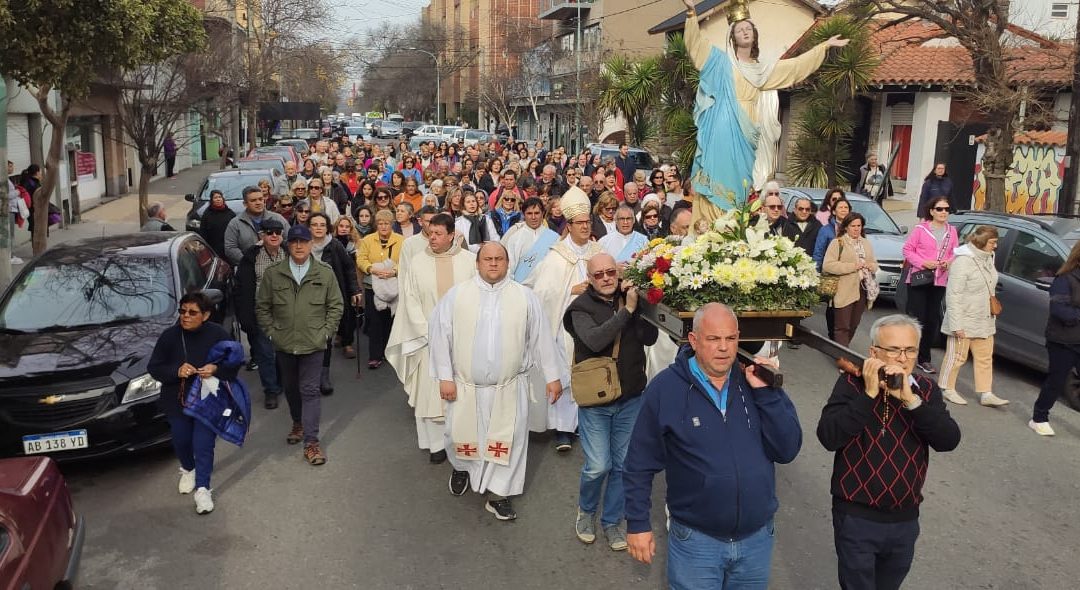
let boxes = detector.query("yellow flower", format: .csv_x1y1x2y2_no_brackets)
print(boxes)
651,272,665,288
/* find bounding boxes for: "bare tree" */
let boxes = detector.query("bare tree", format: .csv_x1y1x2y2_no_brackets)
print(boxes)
854,0,1066,212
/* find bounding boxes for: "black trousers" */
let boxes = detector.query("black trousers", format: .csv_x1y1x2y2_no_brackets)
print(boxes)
833,509,920,590
364,288,393,362
338,297,356,347
1034,341,1080,422
165,155,176,177
904,284,945,364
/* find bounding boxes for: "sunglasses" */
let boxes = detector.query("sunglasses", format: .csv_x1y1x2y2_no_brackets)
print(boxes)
296,208,310,213
643,213,659,219
503,198,517,203
795,206,811,212
590,269,618,280
179,308,203,317
932,206,951,212
765,204,784,210
263,229,284,236
603,207,617,212
310,185,323,190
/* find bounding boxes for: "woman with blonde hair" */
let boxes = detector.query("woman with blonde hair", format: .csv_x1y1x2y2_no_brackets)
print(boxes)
590,191,619,239
356,209,403,370
938,225,1006,407
258,179,276,210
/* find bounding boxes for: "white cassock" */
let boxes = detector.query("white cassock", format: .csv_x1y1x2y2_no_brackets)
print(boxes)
429,275,562,497
397,232,429,278
386,243,477,452
522,237,604,433
597,230,648,264
645,334,683,382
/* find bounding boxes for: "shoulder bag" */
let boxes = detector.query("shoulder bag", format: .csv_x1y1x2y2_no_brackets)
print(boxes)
571,311,624,407
974,258,1002,316
818,241,844,299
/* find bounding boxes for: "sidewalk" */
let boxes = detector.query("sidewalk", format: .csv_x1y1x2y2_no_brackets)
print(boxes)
10,161,222,260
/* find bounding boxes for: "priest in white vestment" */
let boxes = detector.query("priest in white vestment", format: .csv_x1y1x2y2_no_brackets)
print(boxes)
597,204,648,265
397,207,438,278
386,213,477,463
522,187,603,451
502,196,560,283
430,242,563,521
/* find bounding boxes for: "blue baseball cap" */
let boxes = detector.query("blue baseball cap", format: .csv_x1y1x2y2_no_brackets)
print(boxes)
286,224,312,243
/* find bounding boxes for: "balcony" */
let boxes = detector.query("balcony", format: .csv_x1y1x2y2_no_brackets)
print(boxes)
539,0,592,21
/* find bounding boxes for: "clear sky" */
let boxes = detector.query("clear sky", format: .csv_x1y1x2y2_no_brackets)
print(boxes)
329,0,429,39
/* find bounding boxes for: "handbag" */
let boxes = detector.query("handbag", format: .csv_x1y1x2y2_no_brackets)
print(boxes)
818,242,843,299
571,315,623,408
908,227,951,287
975,258,1003,316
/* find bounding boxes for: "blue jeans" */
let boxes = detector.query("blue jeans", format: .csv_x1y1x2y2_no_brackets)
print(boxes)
167,413,217,489
577,393,643,528
247,326,280,396
668,518,776,590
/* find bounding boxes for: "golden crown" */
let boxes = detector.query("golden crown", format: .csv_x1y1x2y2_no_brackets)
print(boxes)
726,0,751,23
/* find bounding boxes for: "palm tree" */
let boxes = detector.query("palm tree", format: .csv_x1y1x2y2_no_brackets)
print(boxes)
787,15,879,187
598,54,661,146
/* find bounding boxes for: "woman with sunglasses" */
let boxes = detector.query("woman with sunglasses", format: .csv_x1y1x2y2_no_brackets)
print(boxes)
902,196,958,374
357,209,403,369
401,156,422,185
293,202,312,226
816,187,844,226
591,192,619,239
646,168,665,196
306,177,341,223
372,187,394,214
148,291,240,514
636,201,666,240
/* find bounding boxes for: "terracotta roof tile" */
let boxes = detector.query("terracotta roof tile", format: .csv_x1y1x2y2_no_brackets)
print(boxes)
975,130,1067,146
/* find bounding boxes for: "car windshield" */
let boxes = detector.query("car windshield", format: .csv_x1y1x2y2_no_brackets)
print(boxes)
294,129,318,139
848,201,902,234
237,160,284,175
197,173,271,203
0,254,175,331
465,130,489,140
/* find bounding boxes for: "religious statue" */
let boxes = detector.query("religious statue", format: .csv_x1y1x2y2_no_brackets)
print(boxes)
681,0,849,230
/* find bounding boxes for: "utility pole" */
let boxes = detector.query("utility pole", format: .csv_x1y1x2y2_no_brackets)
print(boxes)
574,1,582,154
1061,3,1080,215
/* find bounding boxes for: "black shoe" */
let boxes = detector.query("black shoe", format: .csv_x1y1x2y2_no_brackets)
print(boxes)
246,359,258,371
485,498,517,521
429,450,447,464
554,432,573,453
449,470,469,496
917,361,937,374
264,395,279,410
787,342,801,350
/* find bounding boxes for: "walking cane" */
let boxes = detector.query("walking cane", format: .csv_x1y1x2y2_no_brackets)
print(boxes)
354,303,365,378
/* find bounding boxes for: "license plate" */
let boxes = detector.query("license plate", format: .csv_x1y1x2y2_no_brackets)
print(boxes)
888,275,900,287
22,430,89,455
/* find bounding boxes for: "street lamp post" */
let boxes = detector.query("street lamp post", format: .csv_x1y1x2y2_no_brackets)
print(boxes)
406,47,440,126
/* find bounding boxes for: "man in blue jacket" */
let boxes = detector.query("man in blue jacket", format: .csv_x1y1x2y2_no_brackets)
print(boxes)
624,302,802,589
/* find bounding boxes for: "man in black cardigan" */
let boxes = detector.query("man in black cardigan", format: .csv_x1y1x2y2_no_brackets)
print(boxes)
817,314,960,590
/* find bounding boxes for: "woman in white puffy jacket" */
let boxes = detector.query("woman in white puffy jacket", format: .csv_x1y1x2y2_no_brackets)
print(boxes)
938,225,1008,407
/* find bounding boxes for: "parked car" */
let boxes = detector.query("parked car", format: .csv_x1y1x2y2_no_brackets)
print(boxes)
184,168,281,231
275,138,309,155
943,210,1080,382
290,128,320,146
585,143,656,175
247,145,298,167
415,124,442,137
457,129,494,147
232,159,289,196
0,456,84,588
780,187,909,299
0,233,237,459
401,121,424,139
440,125,462,141
345,126,367,139
387,113,405,122
373,120,402,139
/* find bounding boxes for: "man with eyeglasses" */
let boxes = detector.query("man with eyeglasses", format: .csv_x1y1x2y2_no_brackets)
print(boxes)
564,253,658,550
564,167,581,188
223,186,291,266
817,314,960,589
235,218,287,409
786,196,822,256
598,205,647,266
538,164,567,197
524,187,604,452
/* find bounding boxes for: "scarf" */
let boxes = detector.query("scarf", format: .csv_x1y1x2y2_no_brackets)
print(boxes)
463,213,488,245
851,237,880,306
209,201,228,211
549,215,567,235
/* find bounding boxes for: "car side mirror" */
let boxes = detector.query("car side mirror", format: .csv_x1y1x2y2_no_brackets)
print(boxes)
899,224,909,233
185,193,195,202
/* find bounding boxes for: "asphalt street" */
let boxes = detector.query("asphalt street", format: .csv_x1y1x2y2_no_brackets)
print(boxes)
42,172,1080,589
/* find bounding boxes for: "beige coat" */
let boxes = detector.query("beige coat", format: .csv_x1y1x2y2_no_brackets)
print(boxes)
823,235,878,308
941,244,998,338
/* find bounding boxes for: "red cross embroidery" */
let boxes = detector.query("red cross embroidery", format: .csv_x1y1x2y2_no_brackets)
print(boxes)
457,444,478,457
487,442,509,458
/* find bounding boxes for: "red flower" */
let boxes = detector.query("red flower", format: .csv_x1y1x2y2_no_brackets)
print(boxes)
646,287,664,305
654,257,671,273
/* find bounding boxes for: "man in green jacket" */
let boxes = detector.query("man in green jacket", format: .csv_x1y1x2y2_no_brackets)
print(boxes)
256,224,343,465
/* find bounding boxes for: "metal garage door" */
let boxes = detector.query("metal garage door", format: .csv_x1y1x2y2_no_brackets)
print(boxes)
6,114,32,175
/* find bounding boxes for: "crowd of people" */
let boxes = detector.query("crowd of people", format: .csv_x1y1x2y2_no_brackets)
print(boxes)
140,128,1079,589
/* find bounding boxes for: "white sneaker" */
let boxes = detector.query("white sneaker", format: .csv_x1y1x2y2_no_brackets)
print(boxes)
194,487,214,514
941,388,967,405
178,468,195,494
9,256,23,265
979,392,1009,407
1029,420,1055,436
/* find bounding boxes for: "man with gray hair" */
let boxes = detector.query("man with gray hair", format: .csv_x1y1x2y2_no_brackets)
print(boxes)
624,302,801,585
141,202,175,231
223,186,290,266
817,313,960,589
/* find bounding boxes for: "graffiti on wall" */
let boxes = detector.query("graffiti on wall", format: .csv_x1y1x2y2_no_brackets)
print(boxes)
973,143,1066,213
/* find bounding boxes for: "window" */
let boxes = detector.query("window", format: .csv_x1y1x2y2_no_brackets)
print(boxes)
582,24,601,52
178,240,212,293
1051,3,1069,18
560,34,574,53
1004,231,1061,283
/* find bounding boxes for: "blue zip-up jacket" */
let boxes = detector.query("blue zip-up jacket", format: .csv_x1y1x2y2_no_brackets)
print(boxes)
813,218,839,271
624,345,802,540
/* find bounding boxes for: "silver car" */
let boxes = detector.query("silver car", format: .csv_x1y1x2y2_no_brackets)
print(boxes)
780,187,908,300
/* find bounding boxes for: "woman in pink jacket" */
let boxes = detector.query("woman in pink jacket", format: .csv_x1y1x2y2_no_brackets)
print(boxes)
902,195,959,373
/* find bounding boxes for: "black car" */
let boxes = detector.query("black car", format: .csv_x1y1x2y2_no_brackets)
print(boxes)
400,121,423,140
0,233,237,459
184,168,279,232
